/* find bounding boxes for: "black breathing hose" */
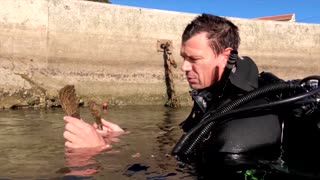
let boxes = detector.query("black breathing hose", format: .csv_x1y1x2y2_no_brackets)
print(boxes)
202,86,320,130
172,82,303,159
300,75,320,84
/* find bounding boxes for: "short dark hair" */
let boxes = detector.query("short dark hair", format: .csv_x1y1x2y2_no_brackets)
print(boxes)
182,13,240,55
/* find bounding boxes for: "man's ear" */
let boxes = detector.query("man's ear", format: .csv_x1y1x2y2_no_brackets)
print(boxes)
222,47,233,63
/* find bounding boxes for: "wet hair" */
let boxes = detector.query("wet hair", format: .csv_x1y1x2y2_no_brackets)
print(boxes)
182,13,240,56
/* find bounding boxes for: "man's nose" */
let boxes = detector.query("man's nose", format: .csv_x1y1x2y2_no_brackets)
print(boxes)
181,60,191,72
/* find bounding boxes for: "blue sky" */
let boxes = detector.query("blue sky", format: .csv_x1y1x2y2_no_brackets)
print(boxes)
111,0,320,24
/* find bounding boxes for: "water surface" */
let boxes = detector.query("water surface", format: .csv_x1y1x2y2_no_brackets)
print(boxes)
0,105,196,179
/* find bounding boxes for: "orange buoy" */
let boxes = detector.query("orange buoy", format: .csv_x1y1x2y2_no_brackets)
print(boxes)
102,102,108,110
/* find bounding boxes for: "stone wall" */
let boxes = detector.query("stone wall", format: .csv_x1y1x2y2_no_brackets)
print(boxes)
0,0,319,108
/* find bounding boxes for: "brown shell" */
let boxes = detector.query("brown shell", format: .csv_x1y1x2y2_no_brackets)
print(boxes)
59,85,80,119
88,100,103,130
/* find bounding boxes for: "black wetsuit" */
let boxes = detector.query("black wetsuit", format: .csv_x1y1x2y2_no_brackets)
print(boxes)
179,56,282,178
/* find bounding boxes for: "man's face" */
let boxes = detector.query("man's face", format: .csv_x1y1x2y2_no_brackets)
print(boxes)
180,32,227,90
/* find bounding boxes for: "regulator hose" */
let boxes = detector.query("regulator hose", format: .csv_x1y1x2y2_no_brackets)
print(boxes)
205,86,320,129
300,75,320,84
172,82,303,160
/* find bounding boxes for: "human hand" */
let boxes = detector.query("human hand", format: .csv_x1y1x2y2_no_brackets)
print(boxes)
63,116,111,149
93,119,124,138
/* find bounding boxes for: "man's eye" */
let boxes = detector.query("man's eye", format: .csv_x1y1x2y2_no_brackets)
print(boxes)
189,57,200,61
181,56,200,62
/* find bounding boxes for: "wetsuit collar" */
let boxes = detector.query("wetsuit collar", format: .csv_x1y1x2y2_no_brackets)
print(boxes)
229,56,259,92
190,56,259,113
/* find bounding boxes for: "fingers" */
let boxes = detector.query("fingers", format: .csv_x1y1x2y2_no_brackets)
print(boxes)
63,130,78,144
101,119,115,127
101,119,124,132
64,116,93,134
97,128,118,138
65,141,74,148
93,123,97,128
63,116,110,149
64,116,81,123
64,116,88,128
64,116,92,144
65,122,78,135
64,119,89,138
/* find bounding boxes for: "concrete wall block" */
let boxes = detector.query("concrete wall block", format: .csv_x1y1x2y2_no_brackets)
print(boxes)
0,0,319,107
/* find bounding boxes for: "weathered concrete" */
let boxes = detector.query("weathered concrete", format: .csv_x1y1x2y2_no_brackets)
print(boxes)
0,0,319,108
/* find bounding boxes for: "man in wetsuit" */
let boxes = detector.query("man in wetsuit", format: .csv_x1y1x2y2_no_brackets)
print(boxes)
174,13,282,177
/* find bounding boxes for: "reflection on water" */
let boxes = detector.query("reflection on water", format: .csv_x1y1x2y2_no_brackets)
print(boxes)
0,105,196,179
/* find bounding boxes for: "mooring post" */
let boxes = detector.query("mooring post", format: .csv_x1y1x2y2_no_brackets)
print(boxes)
157,40,180,108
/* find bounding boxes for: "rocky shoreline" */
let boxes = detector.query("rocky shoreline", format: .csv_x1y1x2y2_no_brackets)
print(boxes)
0,68,61,109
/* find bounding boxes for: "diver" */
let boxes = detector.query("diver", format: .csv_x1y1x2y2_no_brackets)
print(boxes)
172,13,320,179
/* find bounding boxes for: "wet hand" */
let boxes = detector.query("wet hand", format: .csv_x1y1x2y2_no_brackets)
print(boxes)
93,119,124,137
63,116,111,149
